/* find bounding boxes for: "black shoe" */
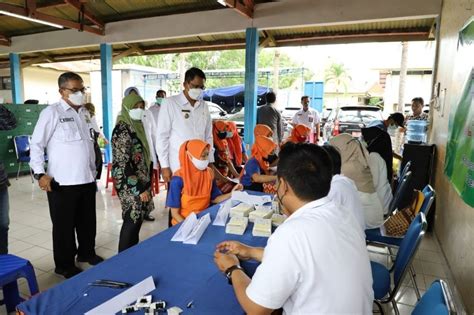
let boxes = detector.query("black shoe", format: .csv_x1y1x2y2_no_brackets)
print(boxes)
54,266,82,279
144,214,155,221
77,254,104,265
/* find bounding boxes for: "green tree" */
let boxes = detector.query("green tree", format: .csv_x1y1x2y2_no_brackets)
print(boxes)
324,63,352,93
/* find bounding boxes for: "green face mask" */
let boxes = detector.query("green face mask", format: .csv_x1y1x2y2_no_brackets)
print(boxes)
156,97,164,105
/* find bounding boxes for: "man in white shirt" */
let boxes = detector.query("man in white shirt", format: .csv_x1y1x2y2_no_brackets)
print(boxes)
156,68,214,181
148,89,166,125
30,72,103,279
324,145,366,231
292,96,321,143
214,143,373,314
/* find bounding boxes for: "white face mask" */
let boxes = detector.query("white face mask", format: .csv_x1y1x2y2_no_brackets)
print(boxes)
68,91,85,106
129,108,145,121
188,88,203,100
188,153,209,170
388,125,398,133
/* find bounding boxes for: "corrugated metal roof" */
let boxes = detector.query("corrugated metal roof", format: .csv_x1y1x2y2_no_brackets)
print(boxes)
0,13,435,68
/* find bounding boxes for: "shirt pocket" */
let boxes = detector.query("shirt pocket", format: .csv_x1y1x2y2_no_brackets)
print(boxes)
56,120,82,142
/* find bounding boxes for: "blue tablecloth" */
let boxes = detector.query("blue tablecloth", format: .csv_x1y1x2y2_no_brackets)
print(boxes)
17,198,270,314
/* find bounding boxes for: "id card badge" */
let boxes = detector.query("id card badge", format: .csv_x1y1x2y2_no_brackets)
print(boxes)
308,116,314,123
182,109,190,119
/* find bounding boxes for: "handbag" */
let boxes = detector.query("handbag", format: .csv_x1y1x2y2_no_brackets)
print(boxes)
383,190,424,237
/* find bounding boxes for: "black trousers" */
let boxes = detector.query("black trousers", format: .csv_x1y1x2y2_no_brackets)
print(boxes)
118,213,143,252
47,182,97,269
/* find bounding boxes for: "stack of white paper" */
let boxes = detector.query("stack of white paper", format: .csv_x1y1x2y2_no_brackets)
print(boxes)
230,203,254,218
271,200,280,213
252,218,272,237
171,213,211,245
225,216,249,235
249,208,273,223
231,191,272,206
271,213,287,227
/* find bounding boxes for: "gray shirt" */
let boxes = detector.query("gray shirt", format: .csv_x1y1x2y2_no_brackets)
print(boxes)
257,104,283,144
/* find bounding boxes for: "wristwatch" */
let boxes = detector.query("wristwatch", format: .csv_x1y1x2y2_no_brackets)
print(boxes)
34,173,45,181
225,265,244,285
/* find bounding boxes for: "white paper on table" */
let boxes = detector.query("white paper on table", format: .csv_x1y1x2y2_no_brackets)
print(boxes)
85,276,155,315
171,212,198,242
231,191,272,206
213,199,232,226
183,213,211,245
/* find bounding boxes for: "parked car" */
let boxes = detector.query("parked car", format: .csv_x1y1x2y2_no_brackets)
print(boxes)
323,106,383,141
226,108,289,138
207,101,228,120
281,107,300,122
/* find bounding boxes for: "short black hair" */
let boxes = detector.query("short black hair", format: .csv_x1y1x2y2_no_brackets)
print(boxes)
266,92,276,104
156,89,166,96
411,97,424,106
323,145,341,175
301,96,309,102
389,112,405,127
277,143,332,201
184,67,206,82
58,72,83,88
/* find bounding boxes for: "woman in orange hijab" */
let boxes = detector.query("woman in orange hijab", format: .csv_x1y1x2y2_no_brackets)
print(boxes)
240,135,278,192
283,124,311,145
166,139,242,225
254,124,273,138
212,120,240,178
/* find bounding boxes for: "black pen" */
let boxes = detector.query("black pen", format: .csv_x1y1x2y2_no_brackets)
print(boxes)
88,282,128,289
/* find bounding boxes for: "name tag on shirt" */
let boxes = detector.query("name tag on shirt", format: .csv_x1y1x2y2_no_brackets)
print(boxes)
60,117,75,123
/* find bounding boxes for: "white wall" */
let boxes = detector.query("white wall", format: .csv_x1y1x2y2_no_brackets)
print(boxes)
90,70,123,131
383,73,433,114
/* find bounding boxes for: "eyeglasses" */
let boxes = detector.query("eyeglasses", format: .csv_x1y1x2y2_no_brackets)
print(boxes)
62,87,87,93
187,83,206,90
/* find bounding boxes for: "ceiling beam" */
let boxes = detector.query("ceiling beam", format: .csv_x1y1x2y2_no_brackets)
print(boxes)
64,0,104,30
0,2,104,36
0,34,11,46
21,53,54,68
259,30,276,48
222,0,254,18
32,11,104,35
112,44,144,62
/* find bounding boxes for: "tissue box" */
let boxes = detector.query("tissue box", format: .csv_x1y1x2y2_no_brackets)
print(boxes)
230,203,254,218
252,218,272,237
249,208,273,223
271,214,287,227
226,217,249,235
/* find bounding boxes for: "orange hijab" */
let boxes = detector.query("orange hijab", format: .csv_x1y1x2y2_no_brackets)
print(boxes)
287,124,311,143
254,124,273,138
212,120,230,161
175,140,214,197
227,121,243,166
251,135,277,173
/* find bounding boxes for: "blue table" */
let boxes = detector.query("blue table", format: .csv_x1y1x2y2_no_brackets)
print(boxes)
17,200,270,314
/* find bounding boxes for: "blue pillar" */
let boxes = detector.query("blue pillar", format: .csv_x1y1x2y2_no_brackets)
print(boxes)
100,43,113,159
243,27,259,146
9,53,23,104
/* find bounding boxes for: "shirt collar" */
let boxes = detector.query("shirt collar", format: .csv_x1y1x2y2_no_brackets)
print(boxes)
59,98,84,113
285,196,331,223
178,92,203,109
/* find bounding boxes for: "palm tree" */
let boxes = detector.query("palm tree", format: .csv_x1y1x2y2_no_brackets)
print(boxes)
324,63,352,106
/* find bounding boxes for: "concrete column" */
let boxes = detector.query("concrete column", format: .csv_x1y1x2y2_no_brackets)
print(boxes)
100,43,113,158
9,53,23,104
243,27,259,146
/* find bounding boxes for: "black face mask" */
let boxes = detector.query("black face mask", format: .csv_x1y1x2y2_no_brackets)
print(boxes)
264,153,278,164
217,131,227,140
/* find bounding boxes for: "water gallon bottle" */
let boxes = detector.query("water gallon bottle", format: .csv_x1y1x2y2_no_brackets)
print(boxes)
406,120,427,144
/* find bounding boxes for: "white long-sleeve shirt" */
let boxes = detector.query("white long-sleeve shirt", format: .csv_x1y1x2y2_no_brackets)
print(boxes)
30,99,96,185
292,108,320,132
328,174,366,232
368,152,393,215
143,109,158,169
148,103,161,126
156,92,214,172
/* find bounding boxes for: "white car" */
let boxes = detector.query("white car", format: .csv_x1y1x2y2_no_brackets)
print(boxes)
207,101,228,120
